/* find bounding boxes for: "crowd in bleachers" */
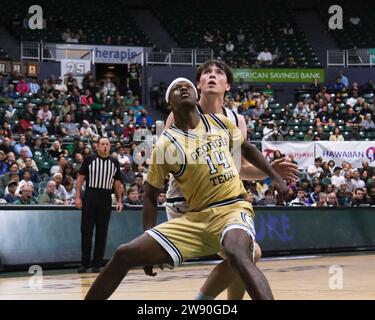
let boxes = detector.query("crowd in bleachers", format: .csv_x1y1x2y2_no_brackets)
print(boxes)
0,68,375,207
0,69,159,206
220,72,375,207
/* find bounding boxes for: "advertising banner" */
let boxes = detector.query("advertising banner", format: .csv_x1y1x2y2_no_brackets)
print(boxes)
233,68,325,83
316,141,375,168
262,141,315,169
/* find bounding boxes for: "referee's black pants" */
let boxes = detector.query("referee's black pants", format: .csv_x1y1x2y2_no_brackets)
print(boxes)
81,189,112,268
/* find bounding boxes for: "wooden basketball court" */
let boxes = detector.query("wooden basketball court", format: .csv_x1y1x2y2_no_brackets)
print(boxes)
1,253,374,300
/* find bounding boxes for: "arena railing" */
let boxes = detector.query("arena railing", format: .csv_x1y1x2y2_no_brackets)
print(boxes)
327,48,375,67
146,48,213,66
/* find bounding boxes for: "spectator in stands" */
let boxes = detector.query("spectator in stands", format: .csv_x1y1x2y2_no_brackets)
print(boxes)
343,107,360,128
225,40,234,53
350,169,366,190
19,104,36,134
47,117,61,136
16,76,30,94
0,163,18,189
60,113,79,137
91,117,106,138
271,47,282,66
54,77,67,94
37,104,53,122
16,147,38,171
157,191,167,206
349,16,361,26
62,28,71,42
309,78,321,96
262,120,275,140
311,192,327,207
37,180,57,204
316,105,335,127
360,161,375,177
333,76,345,93
308,183,322,205
308,157,323,180
29,78,40,95
4,180,18,203
0,150,8,176
136,110,152,129
50,154,66,175
236,29,245,44
327,192,339,207
304,128,314,141
331,167,345,188
282,23,294,35
338,71,349,88
64,176,76,205
121,161,135,185
49,141,65,159
256,48,272,67
5,152,17,168
368,187,375,206
123,186,142,205
293,101,309,121
52,172,67,204
360,113,375,131
14,184,36,205
103,77,117,96
351,188,369,207
245,190,256,205
363,79,375,94
329,127,345,141
203,30,214,44
343,171,354,192
19,157,39,183
127,64,142,99
284,129,298,141
327,160,336,175
73,153,84,175
32,117,48,137
117,146,130,167
314,126,327,141
289,188,307,206
62,160,75,182
16,168,34,193
257,190,276,206
80,120,94,138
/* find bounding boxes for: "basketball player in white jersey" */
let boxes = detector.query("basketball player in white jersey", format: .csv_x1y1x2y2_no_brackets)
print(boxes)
164,60,299,300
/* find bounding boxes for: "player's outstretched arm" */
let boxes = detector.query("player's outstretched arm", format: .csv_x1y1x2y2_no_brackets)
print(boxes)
240,158,299,181
240,141,288,197
143,182,161,231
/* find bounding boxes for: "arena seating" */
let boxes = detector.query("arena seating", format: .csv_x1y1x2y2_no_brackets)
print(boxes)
317,0,375,49
1,0,152,46
151,0,321,68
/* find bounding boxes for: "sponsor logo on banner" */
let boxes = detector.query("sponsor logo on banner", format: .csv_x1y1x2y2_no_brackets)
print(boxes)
55,44,144,65
316,141,375,168
94,46,143,64
262,141,314,169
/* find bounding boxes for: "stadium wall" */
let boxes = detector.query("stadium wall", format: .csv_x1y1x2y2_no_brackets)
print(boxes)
1,206,375,271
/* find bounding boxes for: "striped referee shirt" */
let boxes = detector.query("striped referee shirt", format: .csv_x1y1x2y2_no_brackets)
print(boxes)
79,154,122,191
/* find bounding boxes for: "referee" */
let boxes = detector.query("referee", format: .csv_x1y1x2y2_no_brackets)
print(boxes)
75,137,123,273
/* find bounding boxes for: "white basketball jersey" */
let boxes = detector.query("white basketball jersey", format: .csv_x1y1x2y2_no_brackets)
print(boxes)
165,106,239,219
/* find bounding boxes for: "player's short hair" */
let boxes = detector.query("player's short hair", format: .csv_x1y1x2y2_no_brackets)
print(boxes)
196,59,233,85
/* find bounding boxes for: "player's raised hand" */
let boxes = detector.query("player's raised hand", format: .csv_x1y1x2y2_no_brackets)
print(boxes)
144,265,157,277
271,174,288,201
271,158,299,182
